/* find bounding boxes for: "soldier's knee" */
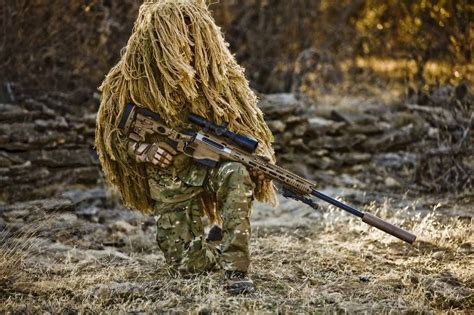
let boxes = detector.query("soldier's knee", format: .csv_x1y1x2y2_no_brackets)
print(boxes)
217,162,254,198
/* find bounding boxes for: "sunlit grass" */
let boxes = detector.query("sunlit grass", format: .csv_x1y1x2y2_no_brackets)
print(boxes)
343,57,473,87
0,198,472,313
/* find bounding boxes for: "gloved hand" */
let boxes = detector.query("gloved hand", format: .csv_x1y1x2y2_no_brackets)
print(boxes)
135,142,177,168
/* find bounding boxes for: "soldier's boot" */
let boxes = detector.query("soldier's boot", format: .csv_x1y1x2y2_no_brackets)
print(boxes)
224,270,255,295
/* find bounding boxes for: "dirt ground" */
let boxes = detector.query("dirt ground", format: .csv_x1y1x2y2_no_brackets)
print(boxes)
1,181,472,313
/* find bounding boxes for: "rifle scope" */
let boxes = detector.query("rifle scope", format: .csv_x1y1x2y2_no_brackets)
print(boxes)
188,113,258,153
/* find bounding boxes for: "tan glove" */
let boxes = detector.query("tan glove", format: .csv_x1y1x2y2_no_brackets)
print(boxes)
135,142,177,168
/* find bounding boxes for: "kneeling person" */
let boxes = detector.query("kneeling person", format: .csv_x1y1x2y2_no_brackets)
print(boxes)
95,0,277,294
130,140,256,293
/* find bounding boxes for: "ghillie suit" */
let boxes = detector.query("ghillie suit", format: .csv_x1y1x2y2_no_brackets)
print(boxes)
95,0,277,222
96,0,276,276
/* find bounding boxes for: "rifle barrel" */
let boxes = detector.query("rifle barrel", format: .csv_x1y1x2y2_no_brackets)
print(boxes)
311,190,416,244
312,190,364,217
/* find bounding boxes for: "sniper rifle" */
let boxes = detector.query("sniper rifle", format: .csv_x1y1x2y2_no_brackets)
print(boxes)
118,103,417,244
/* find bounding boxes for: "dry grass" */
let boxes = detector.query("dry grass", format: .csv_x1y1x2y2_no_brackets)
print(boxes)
0,196,472,313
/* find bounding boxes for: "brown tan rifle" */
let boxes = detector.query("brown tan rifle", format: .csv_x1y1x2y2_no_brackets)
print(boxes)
119,103,417,244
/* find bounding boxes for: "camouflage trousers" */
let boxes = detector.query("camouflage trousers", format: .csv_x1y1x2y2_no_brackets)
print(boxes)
153,162,254,274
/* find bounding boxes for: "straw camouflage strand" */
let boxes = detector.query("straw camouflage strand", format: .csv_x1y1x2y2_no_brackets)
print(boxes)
95,0,277,215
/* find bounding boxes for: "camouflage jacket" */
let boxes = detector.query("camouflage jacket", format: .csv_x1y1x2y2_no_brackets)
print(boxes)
127,139,208,204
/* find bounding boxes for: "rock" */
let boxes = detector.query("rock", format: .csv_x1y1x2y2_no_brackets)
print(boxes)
362,123,427,152
372,153,417,169
322,292,343,303
384,177,401,188
317,156,336,170
289,138,309,151
125,230,155,251
2,209,29,221
336,174,364,187
138,253,165,264
61,187,106,205
76,205,99,218
307,116,337,128
68,247,130,262
404,271,420,285
259,93,304,117
345,122,389,135
338,301,368,312
293,124,307,136
89,281,160,299
333,152,371,165
93,284,111,300
387,112,420,128
0,198,74,214
47,241,74,253
286,115,308,125
198,307,212,315
111,221,136,233
322,134,367,150
427,127,439,138
267,120,286,133
0,99,99,203
330,110,377,125
57,213,78,225
432,251,444,260
458,243,472,254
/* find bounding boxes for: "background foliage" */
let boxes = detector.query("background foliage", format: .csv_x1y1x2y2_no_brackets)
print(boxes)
1,0,471,104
